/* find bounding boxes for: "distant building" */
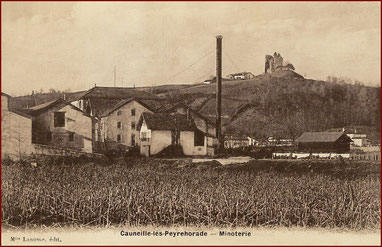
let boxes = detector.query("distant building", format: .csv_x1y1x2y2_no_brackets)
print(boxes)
224,134,251,149
347,133,370,147
226,72,255,80
138,112,208,157
25,99,93,153
295,132,353,153
203,79,213,84
1,92,34,160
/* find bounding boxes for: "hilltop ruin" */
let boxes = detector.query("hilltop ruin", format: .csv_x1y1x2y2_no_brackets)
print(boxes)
265,52,295,74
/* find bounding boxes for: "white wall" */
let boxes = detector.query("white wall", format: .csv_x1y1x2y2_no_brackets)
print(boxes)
180,131,207,156
1,111,34,160
100,101,152,147
150,130,172,155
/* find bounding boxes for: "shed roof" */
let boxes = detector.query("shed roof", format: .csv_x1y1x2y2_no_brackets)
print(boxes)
140,112,196,131
296,132,352,143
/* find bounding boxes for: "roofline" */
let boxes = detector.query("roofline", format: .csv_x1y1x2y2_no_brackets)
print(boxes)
1,92,11,98
296,132,353,143
28,98,92,118
28,98,63,114
101,97,157,118
8,109,33,119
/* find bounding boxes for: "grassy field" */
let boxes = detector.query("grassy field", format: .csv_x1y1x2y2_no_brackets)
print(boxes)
1,158,380,229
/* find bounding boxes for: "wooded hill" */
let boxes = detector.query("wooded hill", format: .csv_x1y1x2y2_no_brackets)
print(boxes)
158,70,381,143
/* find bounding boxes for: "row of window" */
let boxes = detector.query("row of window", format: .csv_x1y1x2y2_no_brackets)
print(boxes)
117,109,136,116
117,121,135,130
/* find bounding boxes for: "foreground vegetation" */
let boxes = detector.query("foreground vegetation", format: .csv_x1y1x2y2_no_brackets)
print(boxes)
1,157,380,229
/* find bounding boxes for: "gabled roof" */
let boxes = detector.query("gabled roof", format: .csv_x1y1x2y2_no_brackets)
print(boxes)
23,98,91,118
78,86,159,100
296,132,353,143
101,98,166,117
140,112,196,131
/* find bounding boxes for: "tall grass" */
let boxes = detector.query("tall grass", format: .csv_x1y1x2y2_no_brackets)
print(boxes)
1,158,380,229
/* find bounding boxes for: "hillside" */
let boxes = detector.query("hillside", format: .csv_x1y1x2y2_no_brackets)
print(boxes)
7,70,380,142
161,70,380,141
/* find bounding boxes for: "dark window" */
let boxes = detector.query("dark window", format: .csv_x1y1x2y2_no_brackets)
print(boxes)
117,122,122,129
54,112,65,127
131,122,136,130
117,134,121,142
69,132,74,142
194,130,204,146
117,110,122,115
131,109,136,116
131,134,136,146
46,132,52,142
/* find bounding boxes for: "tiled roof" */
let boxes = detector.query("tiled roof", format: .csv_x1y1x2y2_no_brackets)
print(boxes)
141,112,196,131
296,132,352,143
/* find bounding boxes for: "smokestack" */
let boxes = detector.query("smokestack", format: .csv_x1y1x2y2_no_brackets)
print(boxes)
216,35,223,149
114,66,116,87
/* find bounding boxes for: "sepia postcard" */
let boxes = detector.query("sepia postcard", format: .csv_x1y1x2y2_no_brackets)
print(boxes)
1,1,381,246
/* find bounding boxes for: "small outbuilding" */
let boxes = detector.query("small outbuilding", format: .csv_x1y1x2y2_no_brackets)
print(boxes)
295,132,353,153
138,112,207,157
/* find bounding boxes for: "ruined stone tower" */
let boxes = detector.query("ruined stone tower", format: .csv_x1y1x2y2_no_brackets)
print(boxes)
265,52,294,74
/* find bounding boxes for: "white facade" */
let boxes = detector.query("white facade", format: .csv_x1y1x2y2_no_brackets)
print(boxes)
140,120,172,156
179,131,207,156
139,118,209,157
347,133,369,147
1,94,34,160
99,100,153,148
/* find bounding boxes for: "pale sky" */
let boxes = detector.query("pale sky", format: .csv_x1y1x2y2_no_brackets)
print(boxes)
1,2,381,96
